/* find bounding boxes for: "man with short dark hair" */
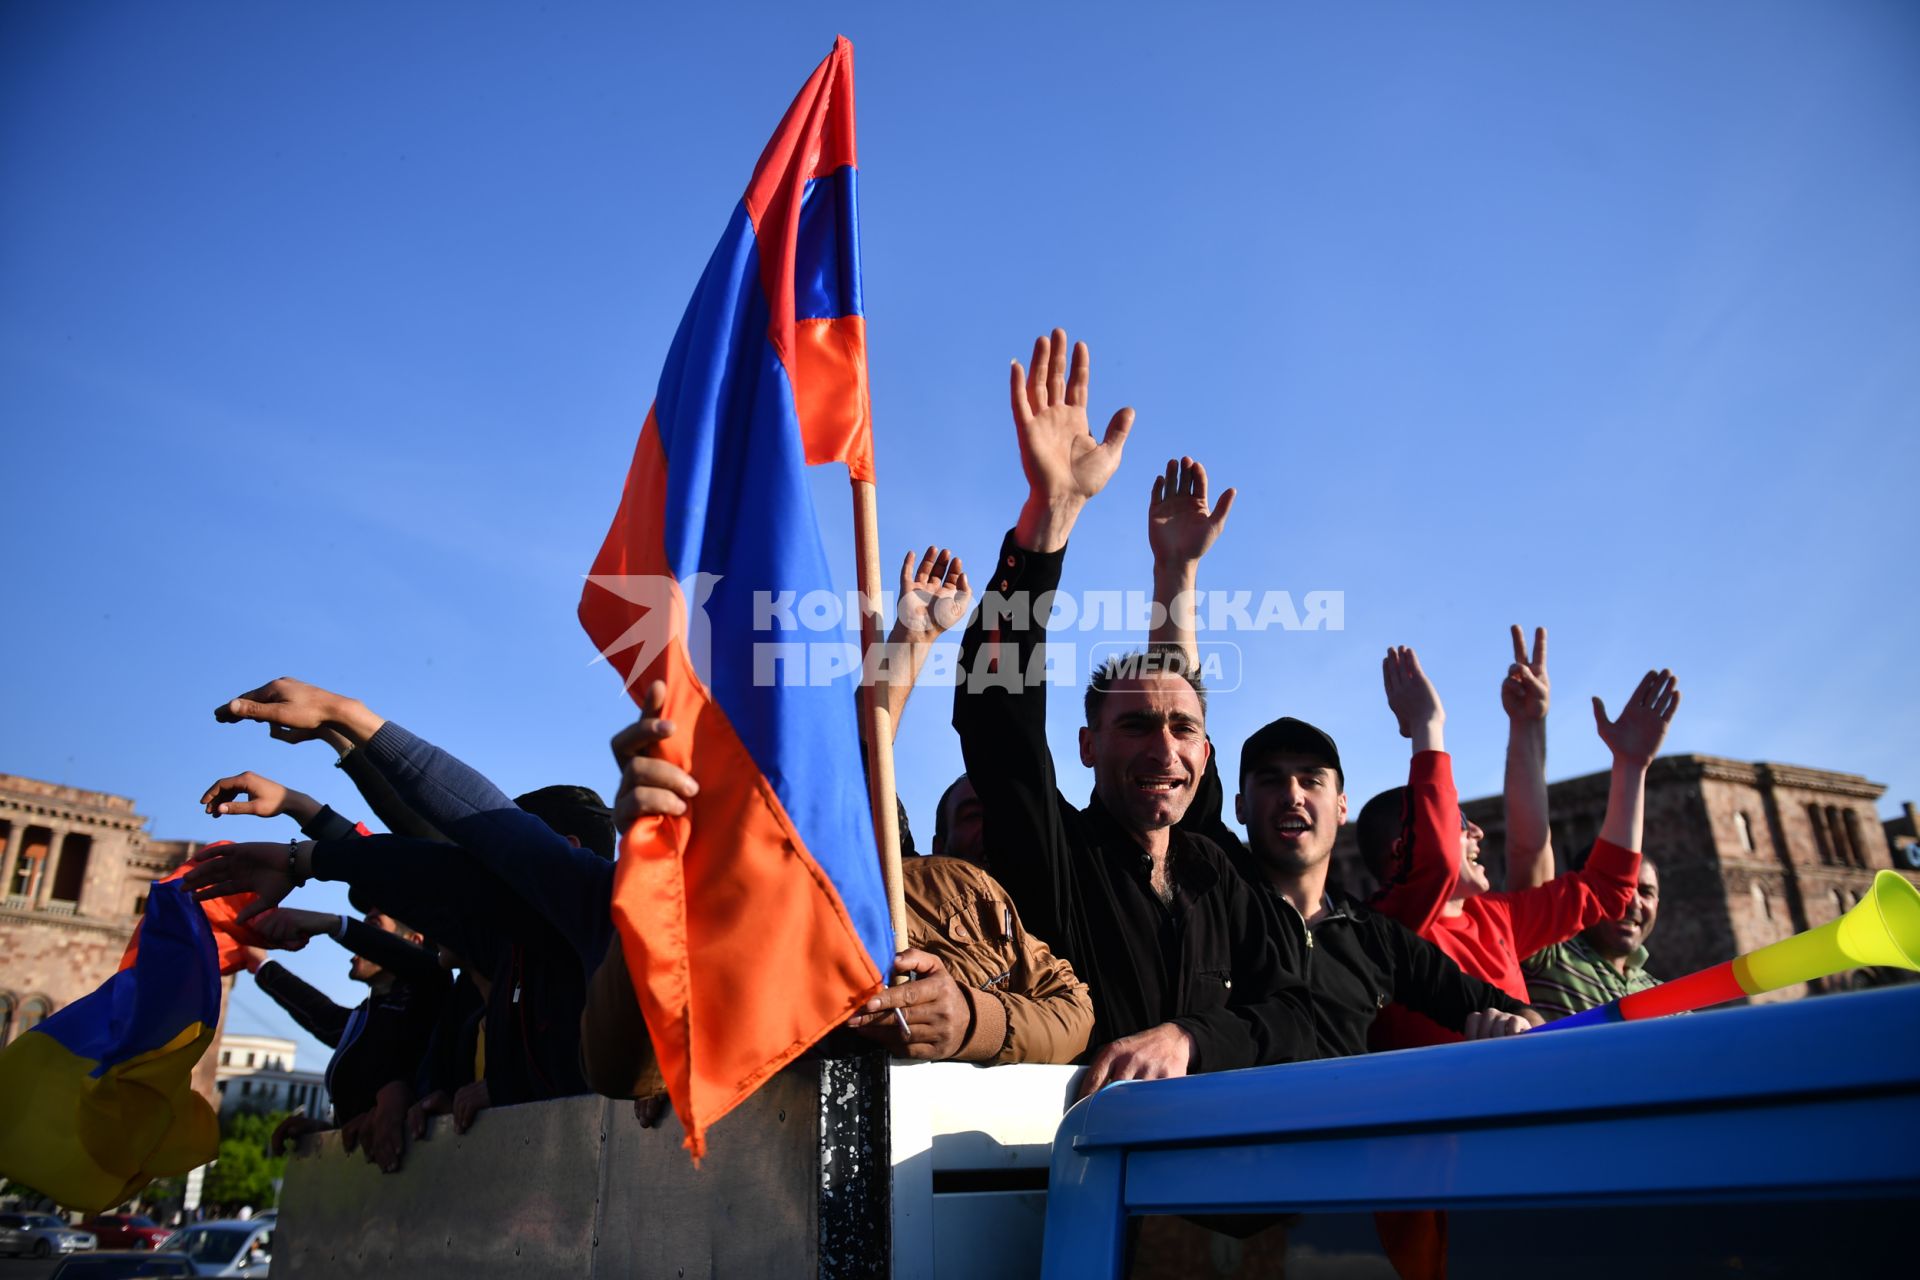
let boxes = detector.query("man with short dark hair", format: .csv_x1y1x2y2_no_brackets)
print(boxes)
954,331,1317,1098
1524,856,1662,1020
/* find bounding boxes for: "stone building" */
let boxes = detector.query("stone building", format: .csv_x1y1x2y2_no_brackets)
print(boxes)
1333,754,1919,1003
213,1032,330,1121
0,772,227,1102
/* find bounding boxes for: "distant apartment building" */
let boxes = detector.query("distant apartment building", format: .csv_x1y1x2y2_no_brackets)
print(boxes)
214,1032,330,1120
0,772,226,1103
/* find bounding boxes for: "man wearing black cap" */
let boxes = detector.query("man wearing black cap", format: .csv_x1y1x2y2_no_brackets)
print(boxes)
1149,458,1540,1055
953,332,1319,1098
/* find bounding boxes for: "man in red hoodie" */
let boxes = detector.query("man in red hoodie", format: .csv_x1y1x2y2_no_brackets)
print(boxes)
1360,645,1680,1049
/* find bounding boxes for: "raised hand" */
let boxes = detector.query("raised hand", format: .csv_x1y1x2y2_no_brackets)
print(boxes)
1501,625,1550,721
1382,645,1445,752
215,677,383,745
895,547,972,638
1148,456,1236,568
1592,669,1680,768
1011,329,1134,551
610,680,700,832
200,771,320,825
180,841,302,922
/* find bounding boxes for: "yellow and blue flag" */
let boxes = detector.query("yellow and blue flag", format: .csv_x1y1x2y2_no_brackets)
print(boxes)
0,880,221,1211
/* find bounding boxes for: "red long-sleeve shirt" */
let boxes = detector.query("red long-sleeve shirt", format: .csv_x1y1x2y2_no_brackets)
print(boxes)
1368,751,1641,1049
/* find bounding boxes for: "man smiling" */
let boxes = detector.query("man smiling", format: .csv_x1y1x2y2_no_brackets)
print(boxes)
953,330,1317,1099
1524,857,1663,1021
1148,457,1541,1055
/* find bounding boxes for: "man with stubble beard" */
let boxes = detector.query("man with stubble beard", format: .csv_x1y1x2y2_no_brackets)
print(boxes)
1146,457,1540,1055
953,330,1318,1100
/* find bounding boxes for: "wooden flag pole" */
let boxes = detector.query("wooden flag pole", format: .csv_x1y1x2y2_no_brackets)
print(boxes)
852,478,911,957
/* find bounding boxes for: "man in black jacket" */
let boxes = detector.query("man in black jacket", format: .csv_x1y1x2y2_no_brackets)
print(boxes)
1144,455,1541,1054
953,329,1319,1099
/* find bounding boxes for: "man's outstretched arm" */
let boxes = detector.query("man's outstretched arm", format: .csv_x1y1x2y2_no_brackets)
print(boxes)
953,329,1133,949
1370,646,1459,936
1501,625,1553,890
1146,455,1236,668
877,546,972,737
1507,669,1678,957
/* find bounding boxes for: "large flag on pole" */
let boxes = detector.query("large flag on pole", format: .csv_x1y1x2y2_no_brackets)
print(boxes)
0,881,221,1211
578,35,889,1158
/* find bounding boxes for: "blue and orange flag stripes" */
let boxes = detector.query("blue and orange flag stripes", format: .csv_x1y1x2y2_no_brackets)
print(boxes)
578,36,889,1157
0,881,221,1211
119,856,267,977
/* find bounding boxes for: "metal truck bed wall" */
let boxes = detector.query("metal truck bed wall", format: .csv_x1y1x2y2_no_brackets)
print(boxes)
1043,984,1920,1278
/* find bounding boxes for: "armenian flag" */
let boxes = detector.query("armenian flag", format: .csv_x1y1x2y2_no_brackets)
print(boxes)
578,36,889,1157
0,880,221,1211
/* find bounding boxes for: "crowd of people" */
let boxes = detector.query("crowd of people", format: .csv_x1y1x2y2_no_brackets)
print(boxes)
178,329,1679,1174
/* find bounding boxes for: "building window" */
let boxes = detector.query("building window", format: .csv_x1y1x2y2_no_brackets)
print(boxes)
1807,806,1833,864
1830,887,1846,917
19,998,50,1032
1735,812,1755,853
221,1050,231,1066
246,1052,256,1067
0,995,13,1045
1842,811,1867,868
49,833,93,904
1827,805,1858,867
1751,883,1772,923
133,894,148,916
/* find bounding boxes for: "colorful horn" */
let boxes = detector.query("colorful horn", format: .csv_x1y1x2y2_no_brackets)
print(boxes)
1536,869,1920,1031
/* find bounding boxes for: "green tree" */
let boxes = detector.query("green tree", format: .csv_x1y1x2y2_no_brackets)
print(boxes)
200,1110,288,1212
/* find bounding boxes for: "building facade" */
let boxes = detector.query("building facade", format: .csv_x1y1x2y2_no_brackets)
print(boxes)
1333,754,1919,1002
214,1032,330,1120
0,772,227,1102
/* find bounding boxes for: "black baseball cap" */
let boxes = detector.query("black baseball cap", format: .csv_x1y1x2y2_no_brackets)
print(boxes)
1239,717,1344,791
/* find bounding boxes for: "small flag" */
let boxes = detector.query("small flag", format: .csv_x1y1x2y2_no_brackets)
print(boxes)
0,881,221,1211
119,851,267,976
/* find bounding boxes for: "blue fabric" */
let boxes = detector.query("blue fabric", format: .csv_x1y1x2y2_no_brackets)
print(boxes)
650,197,891,977
41,882,219,1076
794,167,862,320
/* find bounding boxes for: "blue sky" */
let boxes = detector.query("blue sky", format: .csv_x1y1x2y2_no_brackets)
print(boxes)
3,2,1916,1070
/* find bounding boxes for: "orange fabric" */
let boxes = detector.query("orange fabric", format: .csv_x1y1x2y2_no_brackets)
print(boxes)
582,421,882,1158
792,315,873,482
739,37,873,482
742,35,858,371
118,856,265,976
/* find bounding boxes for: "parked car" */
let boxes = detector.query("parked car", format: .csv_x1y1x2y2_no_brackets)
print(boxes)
0,1211,97,1257
50,1253,196,1278
83,1214,172,1250
154,1222,272,1278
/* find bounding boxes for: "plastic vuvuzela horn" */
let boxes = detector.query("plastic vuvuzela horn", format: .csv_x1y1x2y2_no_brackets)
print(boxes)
1536,869,1920,1031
